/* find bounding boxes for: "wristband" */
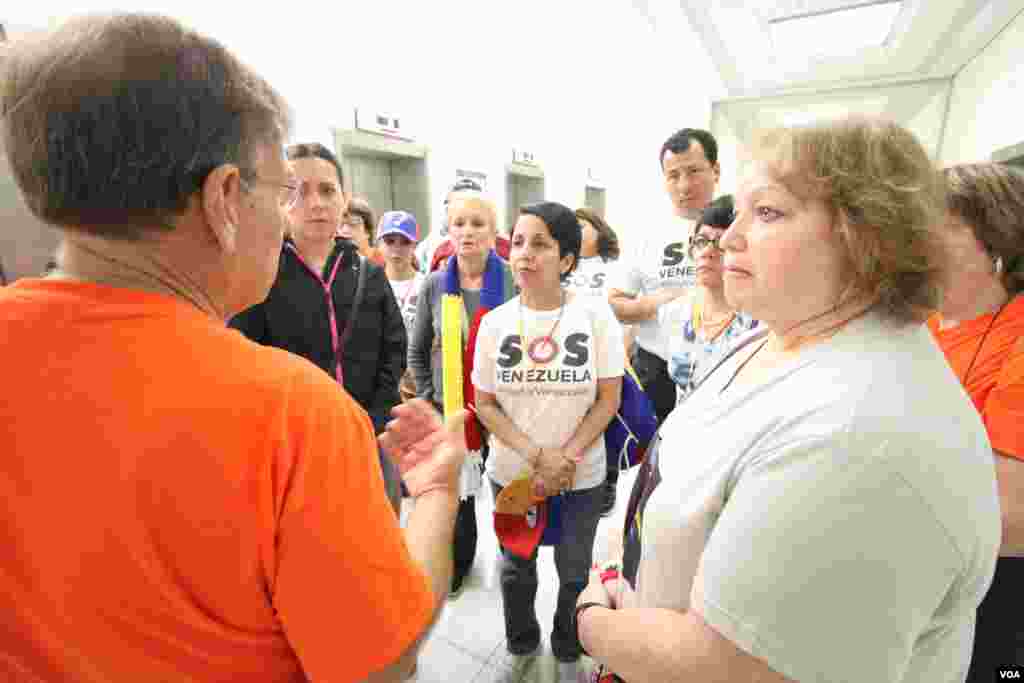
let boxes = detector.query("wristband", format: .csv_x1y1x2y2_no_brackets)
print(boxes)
600,568,620,584
573,601,609,658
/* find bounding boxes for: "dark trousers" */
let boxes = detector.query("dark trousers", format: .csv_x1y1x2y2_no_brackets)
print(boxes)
632,345,676,425
452,440,490,588
453,496,477,587
490,480,604,659
966,557,1024,680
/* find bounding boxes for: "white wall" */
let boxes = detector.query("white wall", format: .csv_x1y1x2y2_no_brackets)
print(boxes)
940,9,1024,165
711,79,952,196
233,0,726,248
1,1,726,273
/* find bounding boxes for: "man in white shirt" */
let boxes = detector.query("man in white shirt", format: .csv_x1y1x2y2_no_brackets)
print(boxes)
608,128,721,423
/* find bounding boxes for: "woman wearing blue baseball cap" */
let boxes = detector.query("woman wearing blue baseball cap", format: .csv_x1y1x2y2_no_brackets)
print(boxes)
379,210,426,401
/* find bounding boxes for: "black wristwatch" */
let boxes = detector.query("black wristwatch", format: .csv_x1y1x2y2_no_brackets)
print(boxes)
574,601,609,657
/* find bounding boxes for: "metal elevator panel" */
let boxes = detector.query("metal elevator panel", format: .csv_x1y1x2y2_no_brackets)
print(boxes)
342,154,430,239
584,187,607,218
345,155,393,221
505,174,545,233
390,157,430,240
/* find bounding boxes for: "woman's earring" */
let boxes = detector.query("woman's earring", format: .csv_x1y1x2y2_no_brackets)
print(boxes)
994,255,1005,275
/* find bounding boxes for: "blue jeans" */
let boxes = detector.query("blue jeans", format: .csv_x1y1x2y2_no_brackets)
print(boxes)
490,479,604,660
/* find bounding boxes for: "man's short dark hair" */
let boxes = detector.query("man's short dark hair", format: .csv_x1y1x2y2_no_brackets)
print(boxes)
660,128,718,169
1,13,293,239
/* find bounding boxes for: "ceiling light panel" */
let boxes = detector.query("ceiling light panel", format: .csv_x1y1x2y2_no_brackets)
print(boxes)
769,1,903,60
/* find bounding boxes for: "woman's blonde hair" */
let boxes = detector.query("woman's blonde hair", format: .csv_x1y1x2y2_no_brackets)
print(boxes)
749,115,943,323
448,192,498,232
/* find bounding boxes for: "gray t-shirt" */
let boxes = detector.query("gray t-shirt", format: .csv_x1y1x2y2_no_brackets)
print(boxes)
633,313,1000,682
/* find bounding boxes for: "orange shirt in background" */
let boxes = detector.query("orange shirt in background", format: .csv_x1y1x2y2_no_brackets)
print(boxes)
929,294,1024,460
0,280,433,682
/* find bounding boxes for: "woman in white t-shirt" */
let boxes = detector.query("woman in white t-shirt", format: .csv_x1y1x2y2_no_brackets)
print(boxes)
566,208,626,516
474,202,624,663
565,208,620,299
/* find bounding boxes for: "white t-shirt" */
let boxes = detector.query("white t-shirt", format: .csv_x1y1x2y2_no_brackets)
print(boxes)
472,294,626,490
564,257,619,299
629,313,1000,682
387,273,426,335
613,216,697,360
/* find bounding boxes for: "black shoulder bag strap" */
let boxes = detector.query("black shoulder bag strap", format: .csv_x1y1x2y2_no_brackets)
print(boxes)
339,255,368,351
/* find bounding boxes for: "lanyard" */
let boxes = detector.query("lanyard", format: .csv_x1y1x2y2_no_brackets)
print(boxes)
287,243,348,383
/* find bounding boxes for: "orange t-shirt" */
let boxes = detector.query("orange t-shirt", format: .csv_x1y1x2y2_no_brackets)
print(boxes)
0,280,433,682
929,295,1024,460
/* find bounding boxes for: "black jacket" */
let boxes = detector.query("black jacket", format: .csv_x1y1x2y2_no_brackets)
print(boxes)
229,238,406,433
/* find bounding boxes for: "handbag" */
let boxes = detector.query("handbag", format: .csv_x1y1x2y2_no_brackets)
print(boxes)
604,362,658,473
579,302,659,473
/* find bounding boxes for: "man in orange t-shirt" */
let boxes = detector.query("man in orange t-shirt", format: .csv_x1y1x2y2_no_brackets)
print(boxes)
930,161,1024,682
0,14,462,682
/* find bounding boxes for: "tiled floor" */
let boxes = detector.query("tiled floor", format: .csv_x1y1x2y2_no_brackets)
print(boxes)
401,469,638,683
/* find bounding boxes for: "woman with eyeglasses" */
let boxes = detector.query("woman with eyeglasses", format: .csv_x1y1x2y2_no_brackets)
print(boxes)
230,143,407,515
342,196,386,267
663,195,757,403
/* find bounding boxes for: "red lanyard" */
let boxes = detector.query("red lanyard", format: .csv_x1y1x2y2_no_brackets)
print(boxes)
286,243,347,383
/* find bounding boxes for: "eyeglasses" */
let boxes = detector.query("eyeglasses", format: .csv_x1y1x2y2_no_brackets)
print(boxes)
688,233,723,258
242,176,300,209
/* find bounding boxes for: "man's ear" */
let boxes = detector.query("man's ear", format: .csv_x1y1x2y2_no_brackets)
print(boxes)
201,164,245,254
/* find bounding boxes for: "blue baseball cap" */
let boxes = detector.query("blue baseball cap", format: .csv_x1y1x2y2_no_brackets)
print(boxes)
377,210,419,243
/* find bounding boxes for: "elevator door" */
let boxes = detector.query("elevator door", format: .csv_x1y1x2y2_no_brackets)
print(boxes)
347,155,393,222
584,187,606,218
343,154,430,239
505,174,545,233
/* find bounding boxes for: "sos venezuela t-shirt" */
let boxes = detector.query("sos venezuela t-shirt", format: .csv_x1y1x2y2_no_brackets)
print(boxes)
472,294,625,490
564,256,619,299
613,216,697,360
